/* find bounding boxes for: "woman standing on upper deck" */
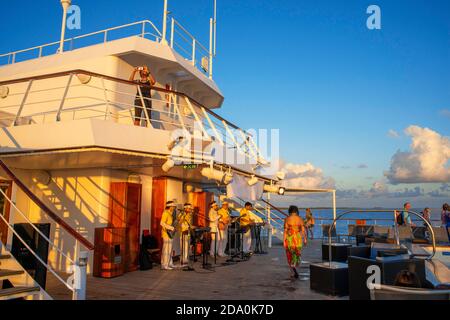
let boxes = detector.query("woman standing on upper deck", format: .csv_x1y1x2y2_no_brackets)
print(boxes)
130,65,156,127
284,206,307,279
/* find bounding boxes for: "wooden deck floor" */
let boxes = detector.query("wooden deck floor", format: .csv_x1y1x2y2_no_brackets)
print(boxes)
46,240,344,300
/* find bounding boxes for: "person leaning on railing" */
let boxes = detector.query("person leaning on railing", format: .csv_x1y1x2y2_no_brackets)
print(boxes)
129,65,156,126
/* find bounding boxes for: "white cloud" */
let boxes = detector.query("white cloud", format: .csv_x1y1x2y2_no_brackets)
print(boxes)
387,129,400,139
385,125,450,184
278,161,335,189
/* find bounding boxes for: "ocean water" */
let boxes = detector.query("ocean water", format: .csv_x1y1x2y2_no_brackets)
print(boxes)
276,208,443,239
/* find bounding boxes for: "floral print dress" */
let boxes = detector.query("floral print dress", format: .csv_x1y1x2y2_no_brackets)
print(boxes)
284,220,304,267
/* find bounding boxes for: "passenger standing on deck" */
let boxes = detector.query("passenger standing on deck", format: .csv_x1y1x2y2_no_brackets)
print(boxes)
217,201,231,257
179,203,193,266
129,65,156,126
396,202,414,226
305,208,315,240
284,206,307,279
421,207,432,226
160,201,177,270
441,203,450,241
240,202,254,255
209,201,220,257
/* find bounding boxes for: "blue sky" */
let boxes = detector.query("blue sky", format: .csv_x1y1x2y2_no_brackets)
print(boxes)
1,0,449,207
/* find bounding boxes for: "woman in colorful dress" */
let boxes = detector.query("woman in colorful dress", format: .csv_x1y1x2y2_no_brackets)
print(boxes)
305,208,315,240
284,205,307,278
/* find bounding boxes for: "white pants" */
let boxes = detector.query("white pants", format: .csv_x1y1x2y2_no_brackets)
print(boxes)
243,229,252,253
210,229,219,256
161,238,173,268
180,233,190,265
218,227,228,256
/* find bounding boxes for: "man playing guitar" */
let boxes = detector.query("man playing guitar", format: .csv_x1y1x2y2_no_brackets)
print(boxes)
239,202,255,254
160,201,177,270
217,201,232,257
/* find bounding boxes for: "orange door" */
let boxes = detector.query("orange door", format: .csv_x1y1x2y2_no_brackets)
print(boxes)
150,178,167,251
193,192,213,228
108,182,141,272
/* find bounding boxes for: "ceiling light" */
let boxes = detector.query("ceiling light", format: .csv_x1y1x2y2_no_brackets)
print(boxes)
162,158,175,172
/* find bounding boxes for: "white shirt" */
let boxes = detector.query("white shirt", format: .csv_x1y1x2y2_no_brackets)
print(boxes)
209,207,220,232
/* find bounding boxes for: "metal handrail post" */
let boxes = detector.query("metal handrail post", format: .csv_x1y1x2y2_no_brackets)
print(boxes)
141,21,145,38
56,74,74,121
184,97,210,139
101,78,111,120
192,39,196,66
170,18,175,48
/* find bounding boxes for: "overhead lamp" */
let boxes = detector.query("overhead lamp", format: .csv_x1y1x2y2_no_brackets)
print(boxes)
223,172,233,185
201,167,234,185
263,184,286,195
162,158,175,172
247,175,259,186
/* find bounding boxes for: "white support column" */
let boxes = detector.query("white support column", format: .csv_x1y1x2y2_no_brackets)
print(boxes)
209,18,214,79
161,0,169,44
59,0,72,53
72,251,88,300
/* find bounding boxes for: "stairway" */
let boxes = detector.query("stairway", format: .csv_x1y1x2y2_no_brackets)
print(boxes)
0,243,52,300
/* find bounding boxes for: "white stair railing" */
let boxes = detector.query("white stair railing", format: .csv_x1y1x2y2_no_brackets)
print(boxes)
0,188,87,300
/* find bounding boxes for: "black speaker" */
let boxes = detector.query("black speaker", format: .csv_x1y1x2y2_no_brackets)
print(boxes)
11,223,51,289
310,262,349,296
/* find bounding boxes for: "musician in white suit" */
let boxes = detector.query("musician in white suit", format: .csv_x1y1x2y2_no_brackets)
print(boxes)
208,201,220,257
160,201,177,270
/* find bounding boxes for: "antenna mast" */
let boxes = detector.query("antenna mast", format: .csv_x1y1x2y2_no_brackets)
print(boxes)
213,0,217,56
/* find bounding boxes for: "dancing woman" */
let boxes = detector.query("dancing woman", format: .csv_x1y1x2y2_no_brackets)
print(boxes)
284,205,307,278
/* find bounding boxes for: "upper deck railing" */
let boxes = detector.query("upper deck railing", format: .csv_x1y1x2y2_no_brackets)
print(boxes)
0,70,266,165
0,19,214,78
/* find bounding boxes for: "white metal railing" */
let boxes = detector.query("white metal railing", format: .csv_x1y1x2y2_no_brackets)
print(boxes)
0,18,214,78
0,71,266,165
0,21,161,66
169,18,212,77
0,188,87,300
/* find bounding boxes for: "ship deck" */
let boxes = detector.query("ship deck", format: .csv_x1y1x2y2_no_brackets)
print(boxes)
46,239,344,300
